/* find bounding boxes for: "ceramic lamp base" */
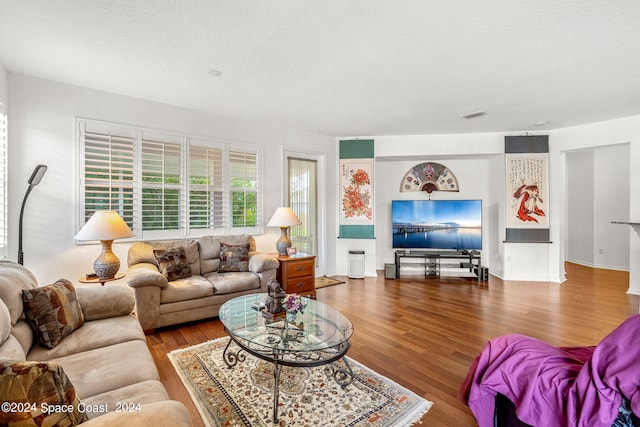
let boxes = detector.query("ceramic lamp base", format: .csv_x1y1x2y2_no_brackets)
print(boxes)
93,239,120,280
276,226,291,256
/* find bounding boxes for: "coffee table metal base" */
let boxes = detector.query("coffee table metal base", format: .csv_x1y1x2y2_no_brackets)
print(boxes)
222,332,354,424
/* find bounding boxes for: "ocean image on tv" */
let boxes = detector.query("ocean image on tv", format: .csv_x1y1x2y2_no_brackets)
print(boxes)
392,200,482,250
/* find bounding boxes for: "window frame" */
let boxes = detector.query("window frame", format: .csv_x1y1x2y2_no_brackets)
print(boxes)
0,110,6,258
77,118,263,240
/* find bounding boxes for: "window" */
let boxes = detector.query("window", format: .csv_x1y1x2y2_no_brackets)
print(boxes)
189,143,224,230
78,119,262,238
288,157,317,256
0,111,6,257
141,133,182,232
230,150,258,228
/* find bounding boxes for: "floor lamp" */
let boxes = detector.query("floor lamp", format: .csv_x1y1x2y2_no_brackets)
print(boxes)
18,164,47,265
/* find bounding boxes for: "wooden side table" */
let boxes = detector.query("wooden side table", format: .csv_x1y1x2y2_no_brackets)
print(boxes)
276,254,316,299
78,273,125,286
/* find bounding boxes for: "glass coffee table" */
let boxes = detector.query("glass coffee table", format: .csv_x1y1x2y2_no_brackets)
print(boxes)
219,293,354,424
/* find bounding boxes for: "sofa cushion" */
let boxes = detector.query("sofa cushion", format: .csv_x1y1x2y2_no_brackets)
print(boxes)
22,280,85,349
128,240,200,276
81,380,170,419
199,235,256,274
160,275,215,304
27,315,145,362
0,299,10,346
76,286,135,321
52,340,160,399
0,260,38,326
0,321,33,361
218,243,250,272
154,247,192,281
0,359,89,426
205,271,260,295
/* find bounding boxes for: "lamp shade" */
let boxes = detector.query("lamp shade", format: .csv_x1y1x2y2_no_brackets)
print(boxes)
75,211,134,280
267,207,301,227
75,211,134,241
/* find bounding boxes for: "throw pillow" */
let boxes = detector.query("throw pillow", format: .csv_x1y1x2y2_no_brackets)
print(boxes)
218,243,250,272
0,359,89,426
22,279,85,350
154,246,192,281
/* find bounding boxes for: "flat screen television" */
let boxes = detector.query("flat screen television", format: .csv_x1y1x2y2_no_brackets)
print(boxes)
392,199,482,250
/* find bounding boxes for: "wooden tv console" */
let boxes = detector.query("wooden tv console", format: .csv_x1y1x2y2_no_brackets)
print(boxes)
394,249,485,279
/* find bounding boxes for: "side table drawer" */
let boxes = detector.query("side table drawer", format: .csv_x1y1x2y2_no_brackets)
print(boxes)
285,275,315,293
284,259,315,278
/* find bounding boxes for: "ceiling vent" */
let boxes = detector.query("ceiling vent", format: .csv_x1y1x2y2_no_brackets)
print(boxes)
460,110,487,119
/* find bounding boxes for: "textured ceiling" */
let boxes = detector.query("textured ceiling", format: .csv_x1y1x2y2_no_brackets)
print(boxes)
1,0,639,137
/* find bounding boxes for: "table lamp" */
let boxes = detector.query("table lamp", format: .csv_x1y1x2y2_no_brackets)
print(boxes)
74,211,134,280
267,207,301,256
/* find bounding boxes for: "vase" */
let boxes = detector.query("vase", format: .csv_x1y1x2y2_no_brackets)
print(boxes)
283,310,298,341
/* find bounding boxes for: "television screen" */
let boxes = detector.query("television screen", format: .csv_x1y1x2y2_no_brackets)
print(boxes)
392,200,482,250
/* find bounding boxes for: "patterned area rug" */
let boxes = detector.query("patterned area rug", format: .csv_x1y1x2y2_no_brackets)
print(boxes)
315,276,345,289
168,338,432,426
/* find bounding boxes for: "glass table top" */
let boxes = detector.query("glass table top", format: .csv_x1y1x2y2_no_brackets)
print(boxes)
219,294,353,354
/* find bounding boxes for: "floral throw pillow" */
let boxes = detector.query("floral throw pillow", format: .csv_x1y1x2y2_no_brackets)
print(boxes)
154,246,192,281
218,243,250,272
22,279,85,349
0,359,89,426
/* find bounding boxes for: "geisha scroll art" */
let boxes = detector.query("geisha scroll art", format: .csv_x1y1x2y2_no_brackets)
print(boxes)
506,153,549,227
340,159,373,224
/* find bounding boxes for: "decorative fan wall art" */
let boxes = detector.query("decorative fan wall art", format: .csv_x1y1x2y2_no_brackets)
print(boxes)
400,162,459,193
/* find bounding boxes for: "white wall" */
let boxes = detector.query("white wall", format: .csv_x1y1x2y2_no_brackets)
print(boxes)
348,118,640,287
566,144,630,271
593,144,630,270
7,73,337,284
566,149,595,266
7,72,640,290
375,157,492,271
552,117,640,293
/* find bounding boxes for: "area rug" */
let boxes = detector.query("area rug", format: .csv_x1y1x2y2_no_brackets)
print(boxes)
168,337,432,426
315,275,345,289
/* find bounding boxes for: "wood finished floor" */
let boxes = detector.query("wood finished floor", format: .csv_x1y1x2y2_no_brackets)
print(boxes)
146,263,639,426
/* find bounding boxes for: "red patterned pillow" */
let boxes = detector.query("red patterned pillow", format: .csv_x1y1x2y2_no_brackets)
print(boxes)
154,246,192,281
0,359,88,426
22,279,85,349
218,243,250,272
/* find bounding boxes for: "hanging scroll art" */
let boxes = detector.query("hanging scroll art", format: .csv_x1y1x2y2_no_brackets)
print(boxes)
400,162,459,194
506,152,548,228
339,139,374,239
340,159,374,224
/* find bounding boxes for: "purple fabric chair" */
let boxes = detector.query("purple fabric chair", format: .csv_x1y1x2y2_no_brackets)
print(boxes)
460,315,640,427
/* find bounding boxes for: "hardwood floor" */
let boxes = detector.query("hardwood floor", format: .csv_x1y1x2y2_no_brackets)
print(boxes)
146,263,639,426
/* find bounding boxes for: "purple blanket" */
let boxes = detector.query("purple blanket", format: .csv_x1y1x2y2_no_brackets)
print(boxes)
460,314,640,427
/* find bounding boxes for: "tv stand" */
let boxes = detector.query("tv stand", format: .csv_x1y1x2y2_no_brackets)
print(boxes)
394,249,484,279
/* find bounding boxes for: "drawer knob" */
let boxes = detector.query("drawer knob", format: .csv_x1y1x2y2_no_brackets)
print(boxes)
296,282,304,288
296,266,305,272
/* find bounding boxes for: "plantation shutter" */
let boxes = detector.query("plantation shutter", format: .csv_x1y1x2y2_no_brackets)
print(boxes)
229,149,258,228
141,132,183,231
0,112,6,257
79,119,263,237
189,142,224,230
81,122,135,227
